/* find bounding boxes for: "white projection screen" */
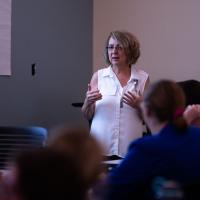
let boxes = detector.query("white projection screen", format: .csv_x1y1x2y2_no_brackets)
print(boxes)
0,0,11,75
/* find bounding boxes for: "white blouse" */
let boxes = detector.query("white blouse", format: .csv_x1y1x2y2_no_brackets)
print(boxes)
90,65,149,157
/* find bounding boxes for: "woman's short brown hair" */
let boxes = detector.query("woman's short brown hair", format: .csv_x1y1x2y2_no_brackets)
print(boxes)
104,30,140,66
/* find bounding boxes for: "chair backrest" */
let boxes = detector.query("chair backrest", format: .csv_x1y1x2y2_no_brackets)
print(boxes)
177,79,200,106
0,126,47,169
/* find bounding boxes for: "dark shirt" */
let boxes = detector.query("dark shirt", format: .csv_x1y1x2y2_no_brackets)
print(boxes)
106,124,200,200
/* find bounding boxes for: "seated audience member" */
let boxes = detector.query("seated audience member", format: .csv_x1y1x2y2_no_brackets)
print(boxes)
105,80,200,200
47,125,104,192
0,148,87,200
183,104,200,127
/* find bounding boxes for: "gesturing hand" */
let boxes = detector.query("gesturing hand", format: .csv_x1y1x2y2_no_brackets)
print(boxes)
86,83,102,106
122,91,142,108
184,104,200,125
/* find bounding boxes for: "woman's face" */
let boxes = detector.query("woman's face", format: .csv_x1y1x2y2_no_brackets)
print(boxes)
107,37,127,66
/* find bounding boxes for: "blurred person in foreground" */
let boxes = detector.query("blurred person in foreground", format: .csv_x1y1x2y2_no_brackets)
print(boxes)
47,125,104,198
0,148,86,200
105,79,200,200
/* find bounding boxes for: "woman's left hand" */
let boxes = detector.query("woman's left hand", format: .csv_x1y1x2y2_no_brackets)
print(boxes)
122,91,142,108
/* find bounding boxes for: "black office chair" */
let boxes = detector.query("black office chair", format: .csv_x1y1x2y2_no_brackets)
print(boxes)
177,79,200,105
0,126,47,169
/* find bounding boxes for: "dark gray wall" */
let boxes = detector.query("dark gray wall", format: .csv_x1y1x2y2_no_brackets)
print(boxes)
0,0,92,129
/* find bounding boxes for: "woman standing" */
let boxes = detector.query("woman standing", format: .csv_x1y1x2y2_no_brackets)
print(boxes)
82,30,150,158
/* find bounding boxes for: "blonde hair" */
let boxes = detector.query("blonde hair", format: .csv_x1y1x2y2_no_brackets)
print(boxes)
104,30,140,66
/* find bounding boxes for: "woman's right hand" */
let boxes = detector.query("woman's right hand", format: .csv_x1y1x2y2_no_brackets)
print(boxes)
82,72,101,120
85,83,102,106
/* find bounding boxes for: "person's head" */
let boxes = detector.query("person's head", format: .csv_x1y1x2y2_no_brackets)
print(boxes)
47,125,103,188
140,79,187,132
1,149,86,200
104,30,140,66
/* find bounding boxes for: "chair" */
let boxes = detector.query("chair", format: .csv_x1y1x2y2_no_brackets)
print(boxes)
0,126,47,169
177,80,200,106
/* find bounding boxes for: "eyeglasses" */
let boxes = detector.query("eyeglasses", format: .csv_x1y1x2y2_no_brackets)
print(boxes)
106,45,123,51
